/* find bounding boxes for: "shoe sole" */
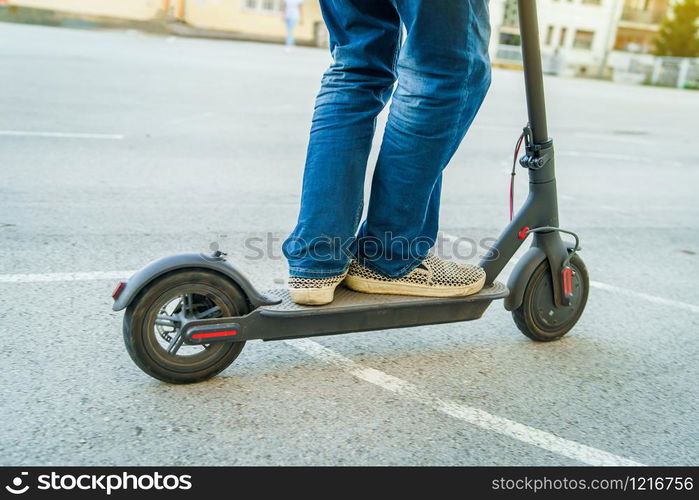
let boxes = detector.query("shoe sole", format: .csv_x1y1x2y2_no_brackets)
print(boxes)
344,273,486,298
288,287,337,306
288,271,348,306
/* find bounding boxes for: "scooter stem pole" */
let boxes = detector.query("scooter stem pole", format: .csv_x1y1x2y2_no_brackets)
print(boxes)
518,0,548,143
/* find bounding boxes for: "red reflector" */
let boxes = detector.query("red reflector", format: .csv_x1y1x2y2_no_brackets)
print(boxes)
111,281,126,300
562,267,573,297
191,330,238,340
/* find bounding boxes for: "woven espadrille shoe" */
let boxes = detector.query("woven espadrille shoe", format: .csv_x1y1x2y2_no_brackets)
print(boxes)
345,255,485,298
288,272,348,306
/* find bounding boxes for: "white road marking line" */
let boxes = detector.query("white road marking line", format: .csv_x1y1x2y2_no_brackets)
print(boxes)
590,281,699,314
561,150,684,167
573,132,654,146
0,265,677,462
286,338,644,466
440,232,482,259
562,151,641,162
442,232,699,314
0,130,124,140
0,271,135,283
1,263,697,315
441,231,520,272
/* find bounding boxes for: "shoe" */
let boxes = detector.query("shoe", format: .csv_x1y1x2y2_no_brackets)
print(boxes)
288,272,347,305
345,255,485,298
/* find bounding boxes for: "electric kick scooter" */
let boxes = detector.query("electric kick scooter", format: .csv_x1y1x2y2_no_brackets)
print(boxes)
112,0,589,383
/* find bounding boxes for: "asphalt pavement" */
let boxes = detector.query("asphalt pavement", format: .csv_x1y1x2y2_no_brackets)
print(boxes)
0,22,697,466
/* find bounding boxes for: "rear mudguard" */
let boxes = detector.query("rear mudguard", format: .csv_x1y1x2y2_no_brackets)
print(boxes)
111,252,279,312
504,242,576,311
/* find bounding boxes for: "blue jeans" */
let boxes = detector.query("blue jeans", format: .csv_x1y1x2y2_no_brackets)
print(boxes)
283,0,491,278
285,17,298,46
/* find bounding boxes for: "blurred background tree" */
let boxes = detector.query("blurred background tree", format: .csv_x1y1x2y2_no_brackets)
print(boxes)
654,0,699,57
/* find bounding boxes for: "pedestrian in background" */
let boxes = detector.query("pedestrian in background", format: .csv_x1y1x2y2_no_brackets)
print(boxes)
282,0,303,51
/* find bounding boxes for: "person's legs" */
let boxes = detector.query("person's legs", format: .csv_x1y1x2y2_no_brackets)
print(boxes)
283,0,401,280
285,17,298,47
356,0,492,278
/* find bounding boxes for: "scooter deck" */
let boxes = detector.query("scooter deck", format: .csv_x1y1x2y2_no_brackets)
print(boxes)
182,282,508,342
261,282,508,313
245,282,508,341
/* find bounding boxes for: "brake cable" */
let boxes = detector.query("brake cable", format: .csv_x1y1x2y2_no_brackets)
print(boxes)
508,128,581,267
509,130,525,221
524,226,580,269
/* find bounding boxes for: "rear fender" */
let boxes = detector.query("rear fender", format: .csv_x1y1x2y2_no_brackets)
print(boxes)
111,252,279,311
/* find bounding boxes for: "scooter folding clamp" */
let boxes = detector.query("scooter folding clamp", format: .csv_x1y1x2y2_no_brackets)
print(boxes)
519,125,554,171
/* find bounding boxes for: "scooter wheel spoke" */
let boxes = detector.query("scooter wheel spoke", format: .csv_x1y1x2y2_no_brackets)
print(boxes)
155,315,177,327
195,306,221,319
166,332,184,354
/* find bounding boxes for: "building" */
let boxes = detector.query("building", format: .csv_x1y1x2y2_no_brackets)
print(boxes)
7,0,676,77
614,0,671,53
5,0,327,46
490,0,628,76
490,0,676,76
173,1,325,46
5,0,162,21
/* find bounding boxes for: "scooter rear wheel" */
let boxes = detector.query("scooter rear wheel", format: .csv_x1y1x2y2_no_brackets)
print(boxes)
512,254,588,342
123,270,248,383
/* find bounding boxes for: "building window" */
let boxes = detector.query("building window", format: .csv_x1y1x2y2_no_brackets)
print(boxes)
502,0,519,28
558,27,568,48
499,32,521,46
545,25,555,46
244,0,282,12
573,29,595,50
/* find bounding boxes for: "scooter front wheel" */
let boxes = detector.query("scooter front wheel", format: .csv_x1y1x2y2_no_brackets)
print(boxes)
123,270,248,383
512,254,589,341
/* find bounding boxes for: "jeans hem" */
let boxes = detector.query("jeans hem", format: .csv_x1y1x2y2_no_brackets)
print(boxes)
288,265,349,278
